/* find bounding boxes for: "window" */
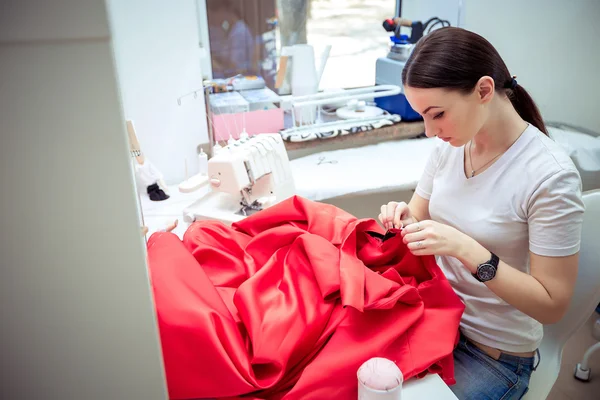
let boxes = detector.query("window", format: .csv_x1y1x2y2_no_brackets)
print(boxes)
198,0,400,91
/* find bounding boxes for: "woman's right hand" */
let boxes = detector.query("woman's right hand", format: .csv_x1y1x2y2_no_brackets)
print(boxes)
378,201,416,230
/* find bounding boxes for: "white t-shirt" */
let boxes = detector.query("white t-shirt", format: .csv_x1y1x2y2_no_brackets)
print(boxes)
415,123,585,353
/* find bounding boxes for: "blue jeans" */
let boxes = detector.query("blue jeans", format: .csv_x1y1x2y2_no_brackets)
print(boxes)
450,333,539,400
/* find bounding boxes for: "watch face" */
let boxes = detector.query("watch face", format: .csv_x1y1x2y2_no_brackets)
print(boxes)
477,264,496,281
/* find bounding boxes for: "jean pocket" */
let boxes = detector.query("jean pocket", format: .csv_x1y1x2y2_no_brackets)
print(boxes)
464,341,519,387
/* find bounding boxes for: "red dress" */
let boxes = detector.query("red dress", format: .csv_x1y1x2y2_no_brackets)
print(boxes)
146,196,465,399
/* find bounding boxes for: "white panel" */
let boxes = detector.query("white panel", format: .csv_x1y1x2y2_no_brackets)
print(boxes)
0,0,110,42
0,6,168,398
464,0,600,132
401,0,465,28
106,0,209,184
195,0,213,80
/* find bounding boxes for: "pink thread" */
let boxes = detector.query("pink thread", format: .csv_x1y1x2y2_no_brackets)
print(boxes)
357,357,403,391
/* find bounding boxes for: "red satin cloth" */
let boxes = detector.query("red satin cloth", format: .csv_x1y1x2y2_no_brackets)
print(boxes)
147,196,465,399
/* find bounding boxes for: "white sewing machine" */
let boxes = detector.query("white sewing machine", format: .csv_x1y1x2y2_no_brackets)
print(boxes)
183,133,296,225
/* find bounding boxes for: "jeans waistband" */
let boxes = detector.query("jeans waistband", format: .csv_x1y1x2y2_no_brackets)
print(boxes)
459,333,540,370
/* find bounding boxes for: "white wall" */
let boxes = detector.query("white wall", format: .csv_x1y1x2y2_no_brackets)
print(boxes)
106,0,209,185
0,0,168,398
401,0,466,28
463,0,600,132
404,0,600,133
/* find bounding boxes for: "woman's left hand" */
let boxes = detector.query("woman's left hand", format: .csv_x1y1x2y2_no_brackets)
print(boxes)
401,220,466,257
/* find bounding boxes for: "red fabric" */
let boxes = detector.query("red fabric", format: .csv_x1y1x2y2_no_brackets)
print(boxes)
147,196,464,399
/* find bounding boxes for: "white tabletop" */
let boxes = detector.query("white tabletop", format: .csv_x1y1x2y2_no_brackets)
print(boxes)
138,184,200,238
403,374,458,399
289,137,439,202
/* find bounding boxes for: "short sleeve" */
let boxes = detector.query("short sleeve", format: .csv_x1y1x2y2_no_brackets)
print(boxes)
527,168,585,257
415,142,443,200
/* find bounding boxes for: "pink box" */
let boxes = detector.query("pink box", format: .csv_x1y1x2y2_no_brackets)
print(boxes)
211,108,284,141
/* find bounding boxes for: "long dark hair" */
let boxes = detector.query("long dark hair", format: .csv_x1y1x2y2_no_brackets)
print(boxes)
402,27,548,135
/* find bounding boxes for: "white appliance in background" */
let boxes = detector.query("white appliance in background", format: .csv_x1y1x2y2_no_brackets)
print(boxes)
278,85,402,142
277,43,331,124
547,123,600,191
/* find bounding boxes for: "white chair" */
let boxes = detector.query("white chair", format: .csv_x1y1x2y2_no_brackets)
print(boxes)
574,325,600,381
524,189,600,399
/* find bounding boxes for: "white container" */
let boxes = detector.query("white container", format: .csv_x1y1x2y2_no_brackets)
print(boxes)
198,148,208,175
291,44,319,126
209,91,250,115
357,358,403,400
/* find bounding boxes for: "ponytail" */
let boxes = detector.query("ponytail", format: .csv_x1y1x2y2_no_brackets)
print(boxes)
404,27,549,136
507,84,548,135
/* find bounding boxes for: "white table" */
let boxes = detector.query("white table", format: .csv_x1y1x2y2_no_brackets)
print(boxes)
403,374,459,399
137,184,200,239
289,137,438,202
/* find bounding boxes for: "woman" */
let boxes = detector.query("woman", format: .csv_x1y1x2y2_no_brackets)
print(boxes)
379,27,585,399
207,0,258,78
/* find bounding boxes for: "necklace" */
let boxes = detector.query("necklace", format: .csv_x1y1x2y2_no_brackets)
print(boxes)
467,141,504,178
467,125,528,178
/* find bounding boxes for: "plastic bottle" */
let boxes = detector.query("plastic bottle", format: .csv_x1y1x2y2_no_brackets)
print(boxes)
227,135,236,146
198,148,208,175
213,142,223,155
